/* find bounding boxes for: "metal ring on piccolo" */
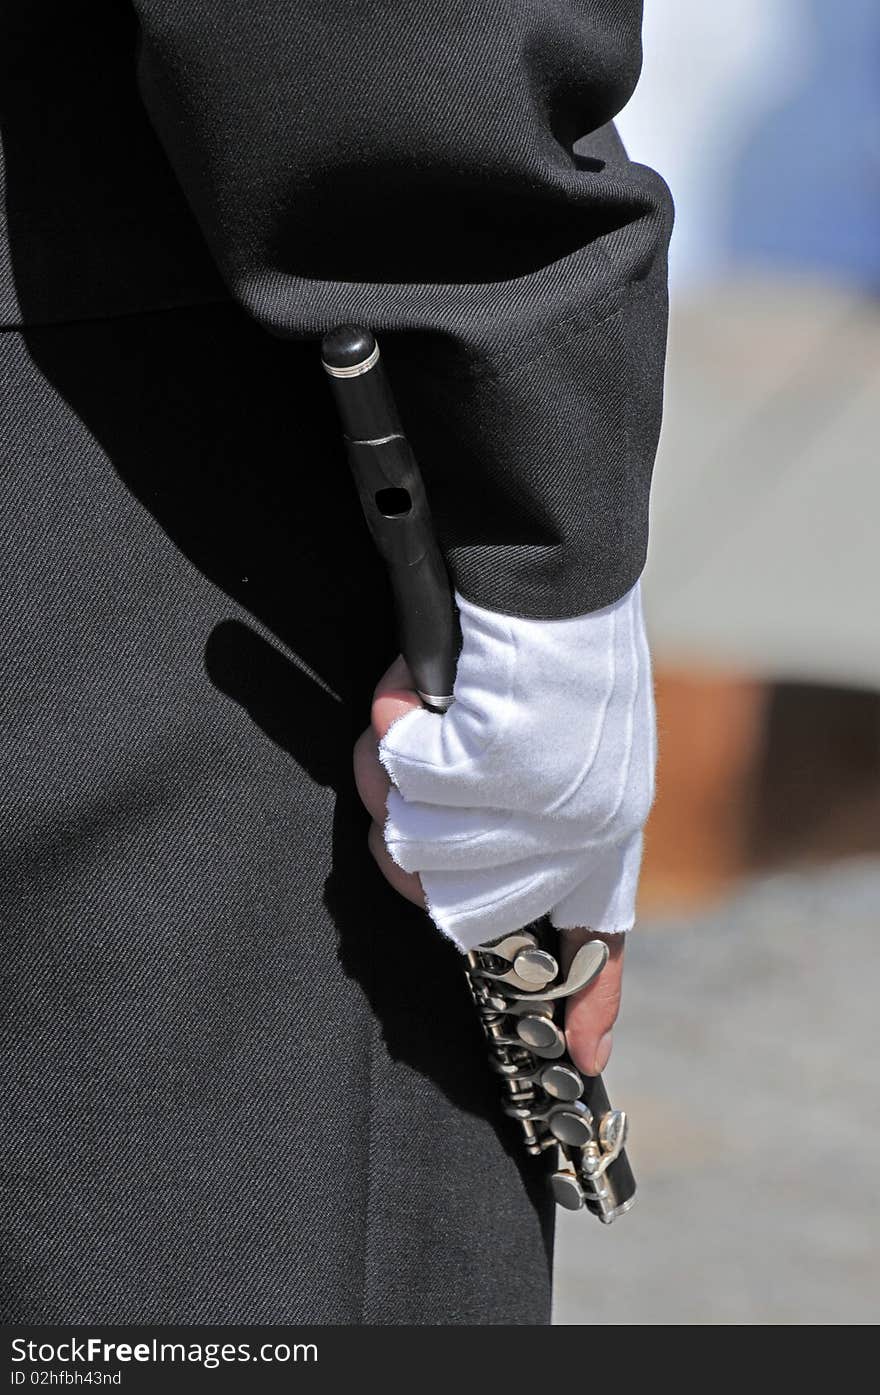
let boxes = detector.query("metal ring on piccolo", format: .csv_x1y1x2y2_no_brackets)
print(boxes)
321,325,636,1220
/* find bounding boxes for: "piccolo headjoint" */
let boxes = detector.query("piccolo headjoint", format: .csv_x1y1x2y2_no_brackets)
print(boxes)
465,925,636,1222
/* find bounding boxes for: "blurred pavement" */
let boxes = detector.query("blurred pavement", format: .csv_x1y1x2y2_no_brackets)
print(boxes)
643,280,880,691
562,0,880,1327
553,859,880,1325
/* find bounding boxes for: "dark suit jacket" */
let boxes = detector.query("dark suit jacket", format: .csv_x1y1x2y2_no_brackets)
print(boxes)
0,0,670,1325
3,0,671,620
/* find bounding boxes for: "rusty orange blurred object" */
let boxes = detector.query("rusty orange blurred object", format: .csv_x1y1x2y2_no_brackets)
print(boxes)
638,670,767,916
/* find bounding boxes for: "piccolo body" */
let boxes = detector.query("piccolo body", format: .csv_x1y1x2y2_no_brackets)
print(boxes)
321,326,458,713
322,326,635,1221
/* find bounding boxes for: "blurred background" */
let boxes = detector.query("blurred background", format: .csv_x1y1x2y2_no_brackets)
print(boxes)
555,0,879,1324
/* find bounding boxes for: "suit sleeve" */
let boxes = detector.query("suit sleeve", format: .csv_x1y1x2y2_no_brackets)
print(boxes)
130,0,673,619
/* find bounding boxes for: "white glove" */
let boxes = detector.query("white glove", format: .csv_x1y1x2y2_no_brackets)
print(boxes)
378,580,656,952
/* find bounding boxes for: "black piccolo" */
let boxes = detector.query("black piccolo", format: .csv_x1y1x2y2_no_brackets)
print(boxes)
322,326,635,1221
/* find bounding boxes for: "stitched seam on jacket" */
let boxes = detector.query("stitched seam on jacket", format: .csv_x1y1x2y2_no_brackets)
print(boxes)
414,274,657,381
0,294,231,336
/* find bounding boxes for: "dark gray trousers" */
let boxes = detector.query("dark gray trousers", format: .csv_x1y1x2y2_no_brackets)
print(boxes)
0,305,554,1325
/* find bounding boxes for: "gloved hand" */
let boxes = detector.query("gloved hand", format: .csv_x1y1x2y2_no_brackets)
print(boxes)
353,579,656,1074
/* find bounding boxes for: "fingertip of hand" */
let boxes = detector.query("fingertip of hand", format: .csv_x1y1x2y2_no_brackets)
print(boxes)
367,820,426,908
372,654,414,702
371,654,424,737
591,1030,613,1077
371,690,422,741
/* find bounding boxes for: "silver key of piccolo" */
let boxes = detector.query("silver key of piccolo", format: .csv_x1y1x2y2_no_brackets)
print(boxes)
515,1014,567,1057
